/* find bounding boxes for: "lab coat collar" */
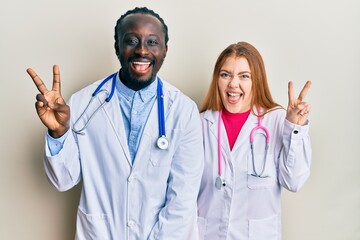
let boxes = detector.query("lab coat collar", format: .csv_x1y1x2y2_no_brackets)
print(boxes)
132,78,175,169
203,107,259,154
95,72,132,166
95,73,175,169
116,74,158,103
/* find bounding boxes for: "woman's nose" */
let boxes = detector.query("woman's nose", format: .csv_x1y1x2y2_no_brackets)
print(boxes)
227,77,240,88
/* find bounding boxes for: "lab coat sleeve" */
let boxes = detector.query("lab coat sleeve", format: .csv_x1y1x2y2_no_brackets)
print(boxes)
278,119,312,192
147,104,204,240
43,129,81,192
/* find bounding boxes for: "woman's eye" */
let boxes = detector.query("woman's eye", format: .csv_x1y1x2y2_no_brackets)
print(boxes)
240,74,251,79
220,72,231,79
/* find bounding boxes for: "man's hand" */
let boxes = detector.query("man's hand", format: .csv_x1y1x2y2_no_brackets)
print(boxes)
27,65,70,138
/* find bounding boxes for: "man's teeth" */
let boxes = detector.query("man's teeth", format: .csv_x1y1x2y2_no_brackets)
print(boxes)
133,62,151,71
133,61,150,65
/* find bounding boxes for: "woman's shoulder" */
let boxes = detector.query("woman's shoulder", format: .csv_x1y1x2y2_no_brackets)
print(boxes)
263,107,286,122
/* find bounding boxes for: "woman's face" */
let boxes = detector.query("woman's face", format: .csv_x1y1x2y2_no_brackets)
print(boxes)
218,56,252,113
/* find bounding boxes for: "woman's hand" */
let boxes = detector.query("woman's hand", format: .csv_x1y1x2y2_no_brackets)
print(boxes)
27,65,70,138
286,81,311,126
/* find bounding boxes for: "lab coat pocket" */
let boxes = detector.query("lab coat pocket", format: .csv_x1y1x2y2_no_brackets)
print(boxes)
247,153,276,189
197,216,207,240
150,129,181,167
76,208,110,240
249,215,279,240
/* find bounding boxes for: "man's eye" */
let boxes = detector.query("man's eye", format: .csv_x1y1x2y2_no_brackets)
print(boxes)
147,39,158,46
125,38,139,45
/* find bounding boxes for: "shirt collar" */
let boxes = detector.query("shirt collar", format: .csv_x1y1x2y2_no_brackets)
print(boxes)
116,73,158,102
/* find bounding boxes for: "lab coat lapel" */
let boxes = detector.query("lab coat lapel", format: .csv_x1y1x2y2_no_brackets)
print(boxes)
205,110,231,159
97,82,132,166
133,83,173,170
132,102,157,169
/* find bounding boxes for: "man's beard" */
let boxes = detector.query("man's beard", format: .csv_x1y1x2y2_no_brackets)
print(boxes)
120,68,156,91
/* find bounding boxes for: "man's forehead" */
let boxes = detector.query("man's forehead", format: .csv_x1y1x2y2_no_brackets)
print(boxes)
120,13,164,37
122,13,162,26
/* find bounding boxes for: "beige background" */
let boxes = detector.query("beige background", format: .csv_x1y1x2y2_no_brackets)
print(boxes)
1,0,359,239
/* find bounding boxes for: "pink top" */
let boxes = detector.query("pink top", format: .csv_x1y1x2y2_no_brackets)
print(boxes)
221,108,251,150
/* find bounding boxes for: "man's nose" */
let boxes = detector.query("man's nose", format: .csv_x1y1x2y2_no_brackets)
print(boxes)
135,41,149,55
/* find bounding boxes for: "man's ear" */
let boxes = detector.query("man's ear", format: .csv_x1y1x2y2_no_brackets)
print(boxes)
114,42,120,58
163,45,168,58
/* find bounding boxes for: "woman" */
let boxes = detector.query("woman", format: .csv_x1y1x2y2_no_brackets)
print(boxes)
197,42,312,240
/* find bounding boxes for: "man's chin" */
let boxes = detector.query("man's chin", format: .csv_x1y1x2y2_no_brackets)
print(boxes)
127,76,155,91
120,68,156,91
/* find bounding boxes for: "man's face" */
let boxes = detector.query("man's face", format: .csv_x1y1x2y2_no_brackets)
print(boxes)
116,14,167,90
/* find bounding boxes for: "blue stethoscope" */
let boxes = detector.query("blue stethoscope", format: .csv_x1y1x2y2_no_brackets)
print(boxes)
72,72,169,150
215,108,270,189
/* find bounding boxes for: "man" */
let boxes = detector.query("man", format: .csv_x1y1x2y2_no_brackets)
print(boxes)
27,7,204,239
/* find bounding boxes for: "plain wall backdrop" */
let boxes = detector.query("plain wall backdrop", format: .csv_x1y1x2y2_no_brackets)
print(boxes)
1,0,359,239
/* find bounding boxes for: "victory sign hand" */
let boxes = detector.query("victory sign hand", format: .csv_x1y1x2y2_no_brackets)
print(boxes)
27,65,70,138
286,81,312,126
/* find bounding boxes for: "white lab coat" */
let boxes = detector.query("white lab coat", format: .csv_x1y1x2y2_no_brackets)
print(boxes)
197,108,311,240
43,75,204,240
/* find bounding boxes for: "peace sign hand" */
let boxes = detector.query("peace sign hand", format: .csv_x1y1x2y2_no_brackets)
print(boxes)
286,81,312,126
27,65,70,138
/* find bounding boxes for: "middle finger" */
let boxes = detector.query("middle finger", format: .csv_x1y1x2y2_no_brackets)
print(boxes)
297,81,312,101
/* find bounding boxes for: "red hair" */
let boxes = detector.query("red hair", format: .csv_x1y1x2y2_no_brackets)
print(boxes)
200,42,281,115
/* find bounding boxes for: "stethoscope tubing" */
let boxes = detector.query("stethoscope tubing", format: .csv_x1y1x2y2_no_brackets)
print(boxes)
72,72,168,150
72,73,117,134
93,73,117,102
157,79,166,137
216,108,270,188
217,111,223,177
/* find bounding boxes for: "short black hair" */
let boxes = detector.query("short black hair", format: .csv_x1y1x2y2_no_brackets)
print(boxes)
114,7,169,49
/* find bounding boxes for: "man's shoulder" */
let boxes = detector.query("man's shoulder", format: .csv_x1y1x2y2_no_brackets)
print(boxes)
71,78,107,98
162,81,195,105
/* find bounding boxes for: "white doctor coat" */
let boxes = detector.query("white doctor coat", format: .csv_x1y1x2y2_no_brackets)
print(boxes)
43,75,204,239
197,108,311,240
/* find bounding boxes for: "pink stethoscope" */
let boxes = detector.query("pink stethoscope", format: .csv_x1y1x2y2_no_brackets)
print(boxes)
215,108,270,189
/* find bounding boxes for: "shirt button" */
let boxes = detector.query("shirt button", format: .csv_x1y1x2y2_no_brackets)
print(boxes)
128,220,135,228
293,130,299,134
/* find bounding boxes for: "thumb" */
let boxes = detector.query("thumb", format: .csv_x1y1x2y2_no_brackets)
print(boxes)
296,102,306,110
48,101,69,114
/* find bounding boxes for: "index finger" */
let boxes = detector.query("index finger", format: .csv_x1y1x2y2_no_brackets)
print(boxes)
52,65,61,92
26,68,49,95
297,80,312,101
288,81,294,103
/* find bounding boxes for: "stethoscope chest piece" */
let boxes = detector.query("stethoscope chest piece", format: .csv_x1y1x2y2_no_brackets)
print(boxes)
215,176,226,189
157,136,169,150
